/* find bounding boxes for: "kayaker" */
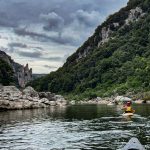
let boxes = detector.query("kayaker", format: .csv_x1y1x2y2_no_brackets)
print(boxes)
123,101,135,113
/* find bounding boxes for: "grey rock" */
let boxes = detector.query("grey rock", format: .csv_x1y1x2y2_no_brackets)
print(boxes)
76,46,91,62
18,64,32,88
39,92,55,101
98,27,112,47
23,86,39,97
40,98,49,103
0,86,67,109
125,7,144,25
49,101,57,106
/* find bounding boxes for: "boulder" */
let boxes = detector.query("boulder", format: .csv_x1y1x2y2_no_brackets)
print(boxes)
40,98,50,104
115,96,131,102
56,100,67,106
54,95,65,101
23,86,39,97
49,101,57,106
0,86,67,109
39,92,55,101
2,86,22,99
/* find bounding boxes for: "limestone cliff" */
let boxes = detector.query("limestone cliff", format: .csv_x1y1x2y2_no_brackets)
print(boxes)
0,50,32,87
18,64,32,88
74,6,145,62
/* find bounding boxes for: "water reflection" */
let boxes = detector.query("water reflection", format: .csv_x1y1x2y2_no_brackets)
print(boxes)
0,104,149,150
0,106,67,124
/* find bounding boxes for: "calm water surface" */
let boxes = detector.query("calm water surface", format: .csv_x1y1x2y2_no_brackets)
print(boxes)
0,104,150,150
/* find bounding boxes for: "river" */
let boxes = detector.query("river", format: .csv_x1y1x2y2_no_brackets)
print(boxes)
0,104,150,150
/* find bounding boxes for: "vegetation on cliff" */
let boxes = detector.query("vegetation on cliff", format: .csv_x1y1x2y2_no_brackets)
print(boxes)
0,59,14,85
29,0,150,100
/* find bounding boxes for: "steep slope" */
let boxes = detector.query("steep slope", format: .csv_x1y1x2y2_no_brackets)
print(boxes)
30,0,150,99
0,50,32,87
0,59,14,86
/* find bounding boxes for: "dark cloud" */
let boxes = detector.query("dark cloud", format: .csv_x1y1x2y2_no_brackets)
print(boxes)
34,47,43,50
44,65,57,69
43,56,62,61
0,0,128,47
0,47,9,53
14,27,75,45
18,51,42,58
18,50,63,61
0,11,17,27
8,42,27,48
0,0,128,73
72,10,102,27
40,12,64,31
14,28,47,39
0,0,128,28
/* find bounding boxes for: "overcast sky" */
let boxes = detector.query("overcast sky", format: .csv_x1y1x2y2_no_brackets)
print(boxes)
0,0,128,73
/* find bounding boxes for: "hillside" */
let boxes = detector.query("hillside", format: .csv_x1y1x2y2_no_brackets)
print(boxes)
30,0,150,100
0,59,14,86
0,50,32,87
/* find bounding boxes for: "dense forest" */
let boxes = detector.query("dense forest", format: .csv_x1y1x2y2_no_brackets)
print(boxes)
29,0,150,100
0,59,14,85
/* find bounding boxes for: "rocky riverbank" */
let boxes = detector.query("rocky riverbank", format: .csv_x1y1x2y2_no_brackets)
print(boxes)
0,86,67,110
70,95,150,105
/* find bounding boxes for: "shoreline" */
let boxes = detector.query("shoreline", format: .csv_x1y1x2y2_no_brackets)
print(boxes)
0,86,68,110
0,85,150,110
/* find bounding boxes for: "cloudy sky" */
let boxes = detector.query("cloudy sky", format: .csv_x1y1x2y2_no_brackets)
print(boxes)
0,0,128,74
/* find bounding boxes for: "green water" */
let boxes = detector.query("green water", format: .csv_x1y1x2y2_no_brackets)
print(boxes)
0,104,150,149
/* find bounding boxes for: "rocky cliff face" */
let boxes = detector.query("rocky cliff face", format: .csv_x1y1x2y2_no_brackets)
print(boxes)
30,0,150,99
74,6,145,62
17,64,32,88
125,7,145,25
0,50,32,87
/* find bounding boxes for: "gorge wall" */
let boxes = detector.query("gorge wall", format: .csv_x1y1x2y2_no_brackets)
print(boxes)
0,50,32,87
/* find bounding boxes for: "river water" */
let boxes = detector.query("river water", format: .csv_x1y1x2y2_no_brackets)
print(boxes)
0,104,150,150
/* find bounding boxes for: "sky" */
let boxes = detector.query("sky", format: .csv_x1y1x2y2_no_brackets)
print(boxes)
0,0,128,74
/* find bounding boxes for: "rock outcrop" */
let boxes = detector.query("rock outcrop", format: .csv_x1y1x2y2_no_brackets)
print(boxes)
69,6,145,63
98,27,113,47
125,7,145,25
0,86,67,110
18,64,32,88
0,50,32,87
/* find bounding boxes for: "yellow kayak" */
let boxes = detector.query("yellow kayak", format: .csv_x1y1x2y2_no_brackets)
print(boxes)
122,113,134,117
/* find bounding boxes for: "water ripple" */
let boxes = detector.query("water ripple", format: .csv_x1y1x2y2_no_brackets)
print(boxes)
0,104,150,150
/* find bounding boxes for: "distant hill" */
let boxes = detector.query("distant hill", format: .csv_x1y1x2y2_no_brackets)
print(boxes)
0,50,32,87
32,74,47,80
30,0,150,100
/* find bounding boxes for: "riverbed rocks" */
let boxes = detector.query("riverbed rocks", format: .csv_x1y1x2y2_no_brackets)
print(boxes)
0,86,68,110
77,97,109,105
39,92,55,101
23,86,39,97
